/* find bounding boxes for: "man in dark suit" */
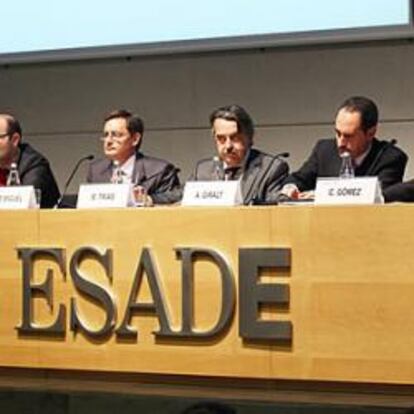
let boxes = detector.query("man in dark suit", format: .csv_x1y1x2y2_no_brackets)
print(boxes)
281,96,408,200
0,113,60,208
189,104,289,205
87,109,180,205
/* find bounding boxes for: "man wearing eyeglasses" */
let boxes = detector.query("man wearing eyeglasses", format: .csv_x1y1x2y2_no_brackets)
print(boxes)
87,109,180,205
0,113,60,208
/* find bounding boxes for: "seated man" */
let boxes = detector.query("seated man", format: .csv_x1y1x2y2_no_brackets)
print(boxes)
0,113,60,208
281,96,408,199
87,109,180,204
189,104,289,205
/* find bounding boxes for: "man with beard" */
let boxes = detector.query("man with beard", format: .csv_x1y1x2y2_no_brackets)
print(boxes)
280,96,407,200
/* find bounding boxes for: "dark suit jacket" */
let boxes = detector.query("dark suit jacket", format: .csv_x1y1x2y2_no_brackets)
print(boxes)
284,138,407,192
17,143,60,208
190,148,289,205
86,152,180,204
383,180,414,202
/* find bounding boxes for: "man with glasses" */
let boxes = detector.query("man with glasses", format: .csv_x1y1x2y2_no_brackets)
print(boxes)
280,96,408,200
87,109,180,204
0,113,60,208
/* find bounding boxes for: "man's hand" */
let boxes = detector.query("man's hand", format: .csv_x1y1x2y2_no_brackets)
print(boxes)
280,184,315,201
297,190,315,200
280,183,300,200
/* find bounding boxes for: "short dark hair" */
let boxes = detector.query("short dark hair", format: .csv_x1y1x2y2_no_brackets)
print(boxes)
0,113,22,137
337,96,378,131
104,109,144,136
181,401,236,414
209,104,254,143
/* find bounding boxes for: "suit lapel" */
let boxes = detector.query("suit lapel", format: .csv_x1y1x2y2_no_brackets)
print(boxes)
97,159,113,183
132,152,146,185
241,150,263,203
323,141,342,177
355,138,379,176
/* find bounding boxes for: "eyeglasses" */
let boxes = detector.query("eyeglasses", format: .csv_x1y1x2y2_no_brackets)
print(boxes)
0,133,9,139
100,131,129,143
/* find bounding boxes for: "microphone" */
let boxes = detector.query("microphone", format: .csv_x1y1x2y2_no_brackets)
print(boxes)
247,151,290,205
192,157,222,181
273,152,290,159
212,156,224,180
364,139,397,176
55,154,95,208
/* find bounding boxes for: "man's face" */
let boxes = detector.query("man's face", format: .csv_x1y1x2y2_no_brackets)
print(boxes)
0,116,20,165
213,118,250,167
102,117,140,163
335,108,375,159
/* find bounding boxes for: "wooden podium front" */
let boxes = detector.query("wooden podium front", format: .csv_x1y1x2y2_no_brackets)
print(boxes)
1,205,414,388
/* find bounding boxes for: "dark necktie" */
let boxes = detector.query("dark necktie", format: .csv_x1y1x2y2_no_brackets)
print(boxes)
224,166,241,181
0,168,8,186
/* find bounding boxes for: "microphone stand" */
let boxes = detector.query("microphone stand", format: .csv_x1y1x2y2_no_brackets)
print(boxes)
55,155,95,208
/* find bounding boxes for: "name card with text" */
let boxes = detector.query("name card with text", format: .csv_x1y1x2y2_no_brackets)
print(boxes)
315,177,383,205
182,180,243,206
77,183,134,209
0,186,37,209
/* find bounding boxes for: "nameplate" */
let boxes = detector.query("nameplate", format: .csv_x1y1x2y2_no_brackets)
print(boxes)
0,186,37,209
315,177,383,205
77,184,134,209
182,181,243,206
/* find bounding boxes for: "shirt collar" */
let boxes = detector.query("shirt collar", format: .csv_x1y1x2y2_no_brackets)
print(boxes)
116,153,136,183
354,143,372,167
